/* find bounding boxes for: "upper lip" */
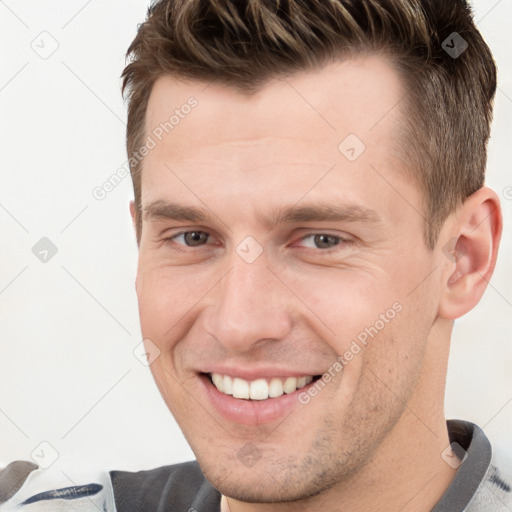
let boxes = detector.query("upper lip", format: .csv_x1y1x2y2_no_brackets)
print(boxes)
199,366,322,381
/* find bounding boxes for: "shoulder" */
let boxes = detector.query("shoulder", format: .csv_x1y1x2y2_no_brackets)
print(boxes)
0,459,219,512
467,439,512,511
0,460,115,511
433,421,512,511
110,460,221,511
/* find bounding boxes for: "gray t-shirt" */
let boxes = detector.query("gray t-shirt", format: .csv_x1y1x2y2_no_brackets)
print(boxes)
1,421,510,511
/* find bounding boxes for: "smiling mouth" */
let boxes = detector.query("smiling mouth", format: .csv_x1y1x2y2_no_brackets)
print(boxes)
205,372,322,401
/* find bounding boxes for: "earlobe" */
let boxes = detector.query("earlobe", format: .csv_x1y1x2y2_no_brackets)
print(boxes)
438,187,502,320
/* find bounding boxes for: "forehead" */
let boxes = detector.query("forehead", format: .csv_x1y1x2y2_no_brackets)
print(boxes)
145,55,405,155
141,55,415,227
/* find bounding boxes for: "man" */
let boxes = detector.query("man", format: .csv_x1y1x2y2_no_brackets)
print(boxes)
1,0,510,510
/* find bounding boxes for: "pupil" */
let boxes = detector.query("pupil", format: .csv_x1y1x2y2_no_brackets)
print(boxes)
314,234,338,249
185,231,207,246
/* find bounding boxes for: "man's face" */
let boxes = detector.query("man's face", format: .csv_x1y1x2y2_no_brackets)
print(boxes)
134,56,443,501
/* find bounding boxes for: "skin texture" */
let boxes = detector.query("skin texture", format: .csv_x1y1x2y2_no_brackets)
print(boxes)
131,56,502,511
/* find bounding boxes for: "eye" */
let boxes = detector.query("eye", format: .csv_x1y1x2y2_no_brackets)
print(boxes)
299,234,343,249
172,231,210,247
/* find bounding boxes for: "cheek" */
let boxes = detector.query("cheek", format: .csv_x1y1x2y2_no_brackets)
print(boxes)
282,265,404,344
135,264,206,339
354,280,437,407
280,264,431,397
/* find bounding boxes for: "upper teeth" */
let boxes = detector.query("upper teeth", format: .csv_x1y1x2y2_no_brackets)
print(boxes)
211,373,314,400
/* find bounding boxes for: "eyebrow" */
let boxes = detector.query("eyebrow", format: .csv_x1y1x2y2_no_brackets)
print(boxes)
142,200,381,227
143,200,212,223
263,204,381,227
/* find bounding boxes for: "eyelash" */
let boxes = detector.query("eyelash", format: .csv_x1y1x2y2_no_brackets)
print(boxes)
166,231,351,252
298,233,348,250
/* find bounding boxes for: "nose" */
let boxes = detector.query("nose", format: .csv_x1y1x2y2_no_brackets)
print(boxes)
205,257,293,352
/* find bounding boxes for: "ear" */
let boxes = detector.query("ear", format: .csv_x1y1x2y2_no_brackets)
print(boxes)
129,201,140,246
438,186,502,320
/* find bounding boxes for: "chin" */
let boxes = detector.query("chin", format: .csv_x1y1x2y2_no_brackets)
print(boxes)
195,453,338,504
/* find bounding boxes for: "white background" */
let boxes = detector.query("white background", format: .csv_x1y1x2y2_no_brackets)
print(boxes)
0,0,511,475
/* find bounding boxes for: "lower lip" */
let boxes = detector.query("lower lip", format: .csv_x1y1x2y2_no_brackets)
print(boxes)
200,374,315,426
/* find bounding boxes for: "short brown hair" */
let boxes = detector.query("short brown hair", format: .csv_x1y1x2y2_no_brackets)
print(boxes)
122,0,496,248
